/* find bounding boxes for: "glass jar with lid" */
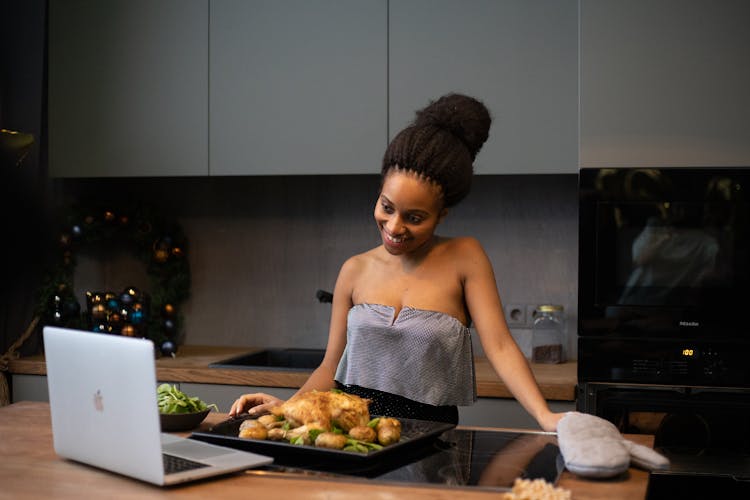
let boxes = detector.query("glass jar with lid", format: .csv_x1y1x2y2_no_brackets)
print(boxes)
531,304,565,364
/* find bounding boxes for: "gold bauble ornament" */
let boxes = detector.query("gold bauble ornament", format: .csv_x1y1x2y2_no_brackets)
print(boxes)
91,303,107,320
154,249,169,263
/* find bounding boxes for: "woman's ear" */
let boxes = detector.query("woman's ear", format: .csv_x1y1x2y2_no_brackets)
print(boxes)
438,208,449,224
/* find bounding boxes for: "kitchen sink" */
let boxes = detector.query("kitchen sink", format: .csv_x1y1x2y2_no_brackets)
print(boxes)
209,348,325,371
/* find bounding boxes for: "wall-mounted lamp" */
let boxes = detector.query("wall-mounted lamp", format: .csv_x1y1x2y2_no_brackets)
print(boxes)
0,128,35,167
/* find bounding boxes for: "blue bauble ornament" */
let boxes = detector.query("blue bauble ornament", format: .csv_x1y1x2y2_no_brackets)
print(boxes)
130,309,144,324
161,340,176,357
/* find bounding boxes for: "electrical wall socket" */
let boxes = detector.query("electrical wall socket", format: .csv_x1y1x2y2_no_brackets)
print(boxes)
505,304,527,327
505,303,544,327
527,304,541,325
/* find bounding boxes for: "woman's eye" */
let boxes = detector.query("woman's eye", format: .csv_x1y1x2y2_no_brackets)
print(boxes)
407,215,423,224
381,203,394,213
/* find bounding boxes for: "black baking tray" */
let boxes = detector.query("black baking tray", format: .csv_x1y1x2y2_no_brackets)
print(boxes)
190,415,455,464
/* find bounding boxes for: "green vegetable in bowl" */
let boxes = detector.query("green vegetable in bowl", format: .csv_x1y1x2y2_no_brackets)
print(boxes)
157,383,218,414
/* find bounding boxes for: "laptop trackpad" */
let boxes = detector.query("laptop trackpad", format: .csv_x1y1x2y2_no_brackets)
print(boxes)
163,439,233,460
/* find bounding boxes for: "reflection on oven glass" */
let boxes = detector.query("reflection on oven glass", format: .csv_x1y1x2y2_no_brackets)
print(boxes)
376,430,561,490
608,171,742,309
377,430,472,485
251,429,563,491
476,433,559,488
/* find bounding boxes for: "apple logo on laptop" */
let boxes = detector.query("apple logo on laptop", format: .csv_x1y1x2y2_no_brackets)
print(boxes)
93,389,104,412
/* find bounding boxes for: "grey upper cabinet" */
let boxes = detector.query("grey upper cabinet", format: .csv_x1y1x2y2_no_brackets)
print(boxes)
388,0,578,174
580,0,750,168
209,0,387,175
48,0,209,177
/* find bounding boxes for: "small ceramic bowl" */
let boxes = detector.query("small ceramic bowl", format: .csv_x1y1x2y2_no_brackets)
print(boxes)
159,409,211,432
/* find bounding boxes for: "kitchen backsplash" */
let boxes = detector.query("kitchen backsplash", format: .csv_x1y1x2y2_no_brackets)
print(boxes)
63,174,579,359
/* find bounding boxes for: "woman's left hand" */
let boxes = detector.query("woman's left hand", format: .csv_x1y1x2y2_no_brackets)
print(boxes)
538,411,566,432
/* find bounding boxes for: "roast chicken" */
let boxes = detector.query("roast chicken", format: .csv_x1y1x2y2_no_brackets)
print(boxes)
238,389,402,450
270,389,371,431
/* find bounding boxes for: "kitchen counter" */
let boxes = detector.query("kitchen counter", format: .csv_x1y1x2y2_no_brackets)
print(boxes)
0,401,652,499
7,345,577,401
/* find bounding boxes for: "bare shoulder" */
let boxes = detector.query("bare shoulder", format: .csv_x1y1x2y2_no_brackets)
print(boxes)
436,237,494,283
440,236,489,260
337,247,380,280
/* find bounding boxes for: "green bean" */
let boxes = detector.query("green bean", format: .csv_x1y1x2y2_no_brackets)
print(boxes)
156,383,218,414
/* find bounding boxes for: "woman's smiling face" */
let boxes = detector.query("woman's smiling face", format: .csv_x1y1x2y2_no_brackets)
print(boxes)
374,169,447,256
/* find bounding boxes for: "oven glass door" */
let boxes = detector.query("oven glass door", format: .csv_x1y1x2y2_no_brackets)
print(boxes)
579,168,750,339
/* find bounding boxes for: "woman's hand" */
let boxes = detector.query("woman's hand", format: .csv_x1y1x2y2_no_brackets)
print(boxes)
538,411,567,432
228,392,284,417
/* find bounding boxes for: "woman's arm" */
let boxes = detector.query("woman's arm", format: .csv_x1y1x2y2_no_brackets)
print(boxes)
459,238,564,432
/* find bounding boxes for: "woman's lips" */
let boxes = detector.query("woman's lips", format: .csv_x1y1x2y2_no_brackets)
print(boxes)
383,230,407,249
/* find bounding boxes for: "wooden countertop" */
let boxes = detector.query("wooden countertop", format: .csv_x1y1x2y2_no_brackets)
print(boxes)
0,401,652,499
8,345,578,401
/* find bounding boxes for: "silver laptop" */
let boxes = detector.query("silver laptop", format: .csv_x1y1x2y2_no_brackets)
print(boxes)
43,326,272,485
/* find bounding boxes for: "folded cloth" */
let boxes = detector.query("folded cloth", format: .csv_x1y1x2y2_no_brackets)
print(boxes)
557,411,670,478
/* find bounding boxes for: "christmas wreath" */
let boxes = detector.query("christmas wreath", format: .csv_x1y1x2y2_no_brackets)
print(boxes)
37,204,190,356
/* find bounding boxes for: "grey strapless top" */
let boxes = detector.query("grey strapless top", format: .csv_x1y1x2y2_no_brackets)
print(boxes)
334,303,477,406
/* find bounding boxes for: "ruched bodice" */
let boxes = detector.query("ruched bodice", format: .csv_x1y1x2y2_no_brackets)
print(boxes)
334,303,476,406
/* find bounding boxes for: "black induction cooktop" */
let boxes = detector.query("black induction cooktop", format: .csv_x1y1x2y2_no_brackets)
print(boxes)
245,428,563,492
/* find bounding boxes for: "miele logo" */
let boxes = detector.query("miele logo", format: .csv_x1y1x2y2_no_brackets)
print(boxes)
93,389,104,412
679,321,700,327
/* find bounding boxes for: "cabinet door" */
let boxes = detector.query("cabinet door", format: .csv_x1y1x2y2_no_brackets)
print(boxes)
48,0,209,177
389,0,578,174
580,0,750,167
210,0,387,175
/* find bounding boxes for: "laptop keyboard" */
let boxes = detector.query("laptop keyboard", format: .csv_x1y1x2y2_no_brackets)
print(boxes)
163,453,210,474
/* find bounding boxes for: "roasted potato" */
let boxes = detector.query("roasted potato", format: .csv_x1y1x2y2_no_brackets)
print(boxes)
267,428,288,441
376,417,402,432
315,432,348,450
239,419,269,439
375,418,402,445
348,425,376,443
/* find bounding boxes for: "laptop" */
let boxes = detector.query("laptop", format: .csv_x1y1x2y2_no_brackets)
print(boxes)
43,326,273,486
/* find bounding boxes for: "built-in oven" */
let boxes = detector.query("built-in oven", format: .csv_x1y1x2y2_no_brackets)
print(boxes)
577,167,750,494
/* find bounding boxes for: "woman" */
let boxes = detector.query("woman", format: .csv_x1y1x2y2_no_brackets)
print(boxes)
230,93,564,431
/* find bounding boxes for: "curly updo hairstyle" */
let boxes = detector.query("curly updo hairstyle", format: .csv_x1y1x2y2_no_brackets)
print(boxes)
382,93,492,207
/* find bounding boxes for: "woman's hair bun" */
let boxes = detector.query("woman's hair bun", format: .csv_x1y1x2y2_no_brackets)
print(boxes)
413,93,491,160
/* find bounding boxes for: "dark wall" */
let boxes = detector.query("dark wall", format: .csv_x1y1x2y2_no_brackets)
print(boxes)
54,174,580,358
1,0,49,355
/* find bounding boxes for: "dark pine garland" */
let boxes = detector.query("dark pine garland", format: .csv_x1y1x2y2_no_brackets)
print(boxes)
36,203,191,355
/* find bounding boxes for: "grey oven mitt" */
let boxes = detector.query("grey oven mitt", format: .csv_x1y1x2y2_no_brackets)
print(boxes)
557,411,670,478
